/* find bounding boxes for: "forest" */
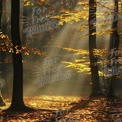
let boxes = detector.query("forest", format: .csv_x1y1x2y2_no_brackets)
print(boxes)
0,0,122,121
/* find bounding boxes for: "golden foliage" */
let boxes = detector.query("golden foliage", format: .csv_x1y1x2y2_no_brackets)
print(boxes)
93,49,109,57
21,0,118,36
61,47,117,77
60,47,90,74
23,0,34,6
51,9,88,25
50,1,118,36
64,61,90,74
62,47,89,56
0,33,45,56
91,29,116,35
78,1,88,5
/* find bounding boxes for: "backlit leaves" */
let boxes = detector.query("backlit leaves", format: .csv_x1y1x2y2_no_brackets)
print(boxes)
21,0,118,36
63,61,90,74
50,1,119,36
23,0,34,6
0,33,45,57
61,47,90,74
61,47,120,77
51,9,88,25
78,1,88,6
93,49,109,58
91,28,116,35
62,47,89,56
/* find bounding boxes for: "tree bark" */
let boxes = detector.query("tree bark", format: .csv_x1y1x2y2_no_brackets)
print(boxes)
89,0,102,96
108,0,119,98
0,0,6,106
3,0,34,112
0,0,2,31
9,0,25,110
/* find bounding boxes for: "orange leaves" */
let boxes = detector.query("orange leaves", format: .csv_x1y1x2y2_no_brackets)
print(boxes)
0,33,9,39
21,46,27,50
0,36,45,56
1,47,6,52
1,96,121,121
23,0,34,6
24,51,29,56
0,40,13,52
21,46,45,56
14,45,21,54
0,31,45,56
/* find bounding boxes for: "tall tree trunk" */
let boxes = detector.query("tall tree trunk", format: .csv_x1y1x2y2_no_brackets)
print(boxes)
0,0,2,32
3,0,34,112
89,0,102,96
108,0,119,98
2,0,7,34
9,0,24,110
0,0,6,106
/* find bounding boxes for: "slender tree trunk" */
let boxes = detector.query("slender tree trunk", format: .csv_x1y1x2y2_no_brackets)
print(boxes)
89,0,102,96
0,0,2,32
9,0,24,110
108,0,119,98
0,0,6,106
2,0,7,34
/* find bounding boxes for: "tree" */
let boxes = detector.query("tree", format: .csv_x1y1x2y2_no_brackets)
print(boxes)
89,0,102,96
108,0,120,98
51,0,103,96
0,0,6,106
4,0,34,111
47,0,122,97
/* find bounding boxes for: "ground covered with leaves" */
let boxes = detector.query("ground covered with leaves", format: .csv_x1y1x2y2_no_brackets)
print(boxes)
0,96,122,122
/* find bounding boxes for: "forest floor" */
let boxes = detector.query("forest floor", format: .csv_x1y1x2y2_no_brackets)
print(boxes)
0,96,122,122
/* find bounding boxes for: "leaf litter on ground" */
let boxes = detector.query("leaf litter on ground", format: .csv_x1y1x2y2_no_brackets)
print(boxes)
0,96,122,122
